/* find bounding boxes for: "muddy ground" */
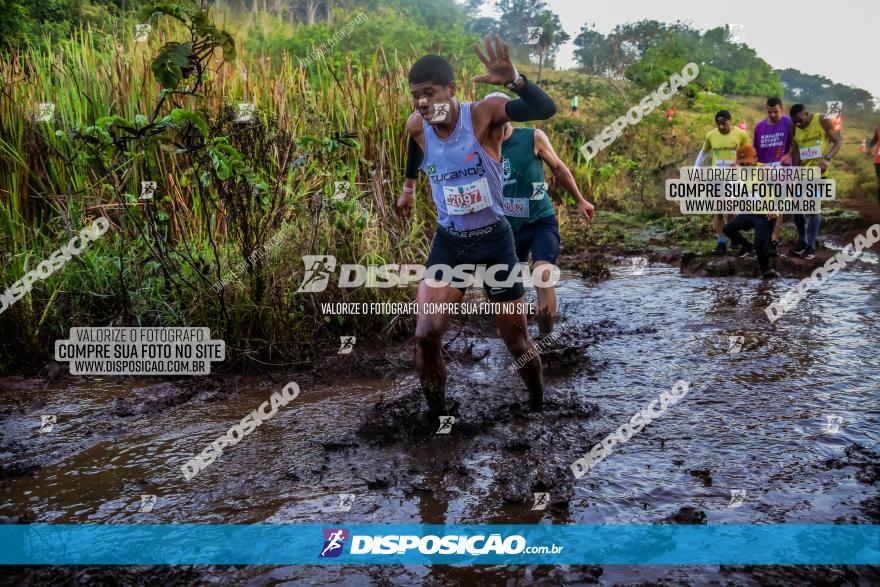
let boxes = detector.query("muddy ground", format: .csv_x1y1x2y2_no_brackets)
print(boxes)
2,239,879,585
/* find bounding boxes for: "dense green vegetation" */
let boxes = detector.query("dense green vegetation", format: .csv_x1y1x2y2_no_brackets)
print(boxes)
0,0,876,374
573,21,782,97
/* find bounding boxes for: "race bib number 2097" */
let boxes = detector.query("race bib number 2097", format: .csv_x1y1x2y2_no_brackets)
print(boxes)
443,177,492,215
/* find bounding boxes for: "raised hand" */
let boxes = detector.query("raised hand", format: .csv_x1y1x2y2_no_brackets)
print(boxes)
471,34,517,86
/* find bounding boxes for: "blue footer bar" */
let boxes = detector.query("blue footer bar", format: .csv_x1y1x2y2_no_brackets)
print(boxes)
1,524,877,565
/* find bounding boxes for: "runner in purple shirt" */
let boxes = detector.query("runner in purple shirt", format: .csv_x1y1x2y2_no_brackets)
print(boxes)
753,97,793,256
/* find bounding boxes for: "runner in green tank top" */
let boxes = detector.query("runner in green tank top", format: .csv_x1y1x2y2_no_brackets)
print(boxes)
498,121,594,336
785,103,842,259
499,126,556,232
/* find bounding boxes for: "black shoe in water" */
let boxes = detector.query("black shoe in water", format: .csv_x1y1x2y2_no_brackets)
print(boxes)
802,247,816,260
768,240,779,257
761,269,779,279
790,242,807,257
711,242,727,255
736,245,753,258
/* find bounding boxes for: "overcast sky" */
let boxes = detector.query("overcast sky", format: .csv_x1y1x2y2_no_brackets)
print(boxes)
491,0,880,101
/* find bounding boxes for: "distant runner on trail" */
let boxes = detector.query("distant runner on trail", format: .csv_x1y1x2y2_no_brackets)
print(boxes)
785,103,842,260
396,35,557,415
694,109,751,255
404,92,595,338
870,126,880,203
570,95,579,115
753,96,793,257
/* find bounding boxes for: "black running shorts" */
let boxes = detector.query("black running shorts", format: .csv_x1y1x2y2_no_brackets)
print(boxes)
513,215,560,265
424,218,525,302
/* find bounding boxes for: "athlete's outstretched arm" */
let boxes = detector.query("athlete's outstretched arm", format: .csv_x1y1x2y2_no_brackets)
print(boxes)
534,129,594,222
471,34,556,124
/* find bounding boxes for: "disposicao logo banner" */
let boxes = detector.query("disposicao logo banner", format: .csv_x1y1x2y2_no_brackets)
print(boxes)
0,524,877,565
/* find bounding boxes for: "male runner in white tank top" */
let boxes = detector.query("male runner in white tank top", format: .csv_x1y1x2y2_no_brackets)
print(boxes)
399,35,557,416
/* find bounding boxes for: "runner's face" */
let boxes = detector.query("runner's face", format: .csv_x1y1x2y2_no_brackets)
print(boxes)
410,82,456,125
716,119,731,133
766,105,782,124
793,112,810,129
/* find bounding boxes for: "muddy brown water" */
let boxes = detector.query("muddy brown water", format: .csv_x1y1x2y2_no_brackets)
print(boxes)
1,252,879,585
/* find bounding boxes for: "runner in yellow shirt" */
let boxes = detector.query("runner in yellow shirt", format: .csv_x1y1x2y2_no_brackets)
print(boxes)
694,110,751,254
785,103,842,260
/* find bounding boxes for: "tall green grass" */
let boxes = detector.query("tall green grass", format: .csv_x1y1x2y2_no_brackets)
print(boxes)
0,11,444,372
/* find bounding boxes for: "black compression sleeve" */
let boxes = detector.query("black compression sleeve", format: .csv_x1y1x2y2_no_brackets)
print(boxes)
405,136,423,179
504,79,557,121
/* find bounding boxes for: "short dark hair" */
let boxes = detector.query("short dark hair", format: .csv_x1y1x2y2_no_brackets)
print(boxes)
789,103,806,117
766,96,782,108
715,110,732,122
408,55,454,87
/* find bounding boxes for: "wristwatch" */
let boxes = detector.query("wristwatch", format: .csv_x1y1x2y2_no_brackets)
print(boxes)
823,154,833,161
505,72,526,91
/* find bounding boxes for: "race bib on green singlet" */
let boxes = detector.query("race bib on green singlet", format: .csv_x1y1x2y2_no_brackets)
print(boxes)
799,143,823,160
442,177,492,215
502,196,529,217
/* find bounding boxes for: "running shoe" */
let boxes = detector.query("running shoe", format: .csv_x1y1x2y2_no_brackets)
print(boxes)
736,244,754,258
761,269,779,279
790,242,807,257
802,247,816,260
711,242,727,255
